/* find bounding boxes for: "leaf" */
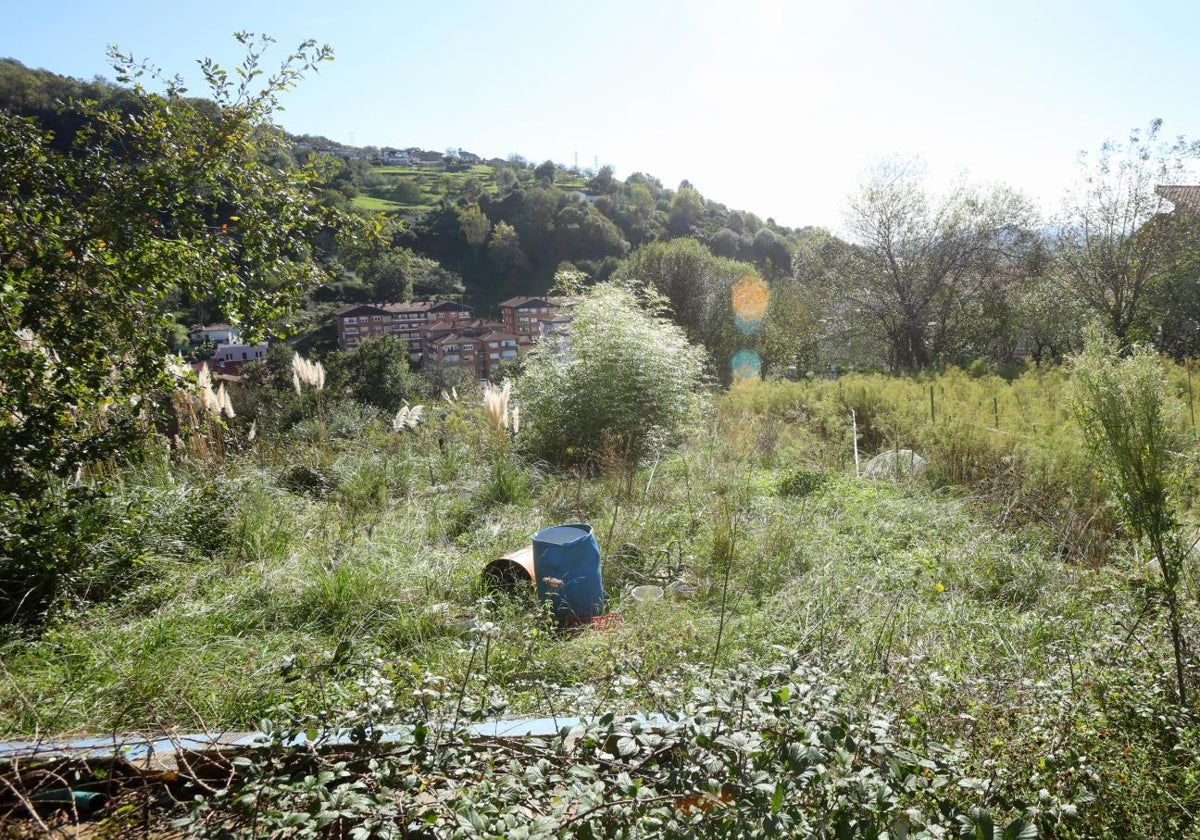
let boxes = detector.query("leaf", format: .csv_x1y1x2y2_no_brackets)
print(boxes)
771,781,785,814
1002,818,1038,840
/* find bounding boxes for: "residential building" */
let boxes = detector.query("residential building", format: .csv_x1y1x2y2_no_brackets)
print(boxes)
1157,184,1200,213
207,341,268,375
334,300,472,358
498,296,575,347
188,323,242,344
421,318,518,379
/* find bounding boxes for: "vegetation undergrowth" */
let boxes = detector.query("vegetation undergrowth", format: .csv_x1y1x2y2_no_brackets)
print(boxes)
2,363,1199,836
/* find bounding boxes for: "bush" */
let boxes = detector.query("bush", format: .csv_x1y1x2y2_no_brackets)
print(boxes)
777,467,827,498
518,283,709,468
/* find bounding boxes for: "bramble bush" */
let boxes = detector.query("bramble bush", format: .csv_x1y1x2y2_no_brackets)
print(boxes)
181,649,1040,839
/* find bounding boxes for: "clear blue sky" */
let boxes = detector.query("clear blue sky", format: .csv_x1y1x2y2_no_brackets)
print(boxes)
5,0,1199,231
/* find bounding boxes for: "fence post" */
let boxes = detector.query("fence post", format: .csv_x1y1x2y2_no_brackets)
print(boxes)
1188,359,1196,440
850,408,860,477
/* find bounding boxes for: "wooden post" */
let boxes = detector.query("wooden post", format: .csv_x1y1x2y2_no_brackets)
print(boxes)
851,408,860,477
1188,359,1196,440
929,384,935,425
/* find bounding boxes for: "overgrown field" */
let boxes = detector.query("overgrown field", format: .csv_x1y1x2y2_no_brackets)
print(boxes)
4,368,1200,836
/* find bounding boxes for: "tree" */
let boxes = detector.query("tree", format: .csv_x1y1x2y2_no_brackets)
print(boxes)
487,220,530,279
587,164,618,195
534,159,557,186
836,160,1037,373
669,183,705,234
1056,120,1200,345
612,238,757,382
457,204,492,248
326,335,428,414
790,229,885,371
1013,270,1085,366
0,35,349,622
518,283,708,468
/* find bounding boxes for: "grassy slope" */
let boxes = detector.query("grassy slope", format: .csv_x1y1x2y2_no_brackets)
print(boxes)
4,368,1198,832
353,163,591,214
0,369,1162,735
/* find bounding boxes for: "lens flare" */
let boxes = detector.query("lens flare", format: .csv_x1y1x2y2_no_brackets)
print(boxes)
731,349,762,382
732,276,769,334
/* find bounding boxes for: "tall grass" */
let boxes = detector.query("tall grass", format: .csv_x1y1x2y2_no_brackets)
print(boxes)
3,361,1198,834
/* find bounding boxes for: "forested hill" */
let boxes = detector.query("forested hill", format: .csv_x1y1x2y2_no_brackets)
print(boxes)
320,153,809,310
0,57,814,316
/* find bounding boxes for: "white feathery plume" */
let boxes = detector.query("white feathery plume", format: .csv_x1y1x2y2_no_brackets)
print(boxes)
392,403,426,432
292,353,326,393
196,364,220,415
482,380,512,432
217,383,235,418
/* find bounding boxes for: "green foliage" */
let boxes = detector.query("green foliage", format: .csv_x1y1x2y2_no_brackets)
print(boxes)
0,36,350,623
519,283,709,467
279,463,340,498
475,453,534,509
1069,329,1192,706
325,335,429,414
1056,120,1200,345
1069,332,1182,551
612,238,758,383
776,467,827,498
834,161,1040,373
180,651,1033,839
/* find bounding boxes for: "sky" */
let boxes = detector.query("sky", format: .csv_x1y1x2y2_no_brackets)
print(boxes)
4,0,1200,232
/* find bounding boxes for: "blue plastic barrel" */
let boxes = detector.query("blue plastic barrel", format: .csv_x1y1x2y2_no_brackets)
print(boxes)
532,524,604,622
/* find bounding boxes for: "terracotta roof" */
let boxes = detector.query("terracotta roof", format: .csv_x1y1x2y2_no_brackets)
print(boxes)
333,303,387,316
497,296,573,309
1156,185,1200,213
476,331,518,342
498,296,547,308
335,299,470,317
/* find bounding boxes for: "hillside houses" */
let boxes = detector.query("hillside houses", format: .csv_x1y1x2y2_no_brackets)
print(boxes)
334,296,572,379
334,300,472,358
186,323,269,375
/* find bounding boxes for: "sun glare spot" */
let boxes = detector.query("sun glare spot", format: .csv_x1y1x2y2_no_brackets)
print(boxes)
731,348,762,382
732,275,769,334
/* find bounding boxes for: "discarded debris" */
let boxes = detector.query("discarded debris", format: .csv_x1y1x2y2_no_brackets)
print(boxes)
864,448,927,479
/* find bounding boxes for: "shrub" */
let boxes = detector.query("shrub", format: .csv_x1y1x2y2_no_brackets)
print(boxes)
1070,329,1192,706
518,283,709,468
777,467,827,498
279,464,339,498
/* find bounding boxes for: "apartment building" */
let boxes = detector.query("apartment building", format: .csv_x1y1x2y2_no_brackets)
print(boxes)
421,319,519,380
334,300,472,359
497,296,575,347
